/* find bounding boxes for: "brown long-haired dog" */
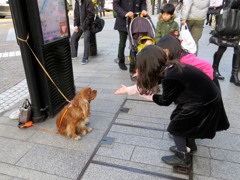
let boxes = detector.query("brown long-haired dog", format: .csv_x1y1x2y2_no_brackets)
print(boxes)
56,87,97,140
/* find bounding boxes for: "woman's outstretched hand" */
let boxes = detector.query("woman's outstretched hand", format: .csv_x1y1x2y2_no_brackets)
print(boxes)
114,85,128,95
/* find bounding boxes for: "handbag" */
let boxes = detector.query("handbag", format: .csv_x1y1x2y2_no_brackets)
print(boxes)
209,35,240,47
179,24,197,54
18,99,32,126
91,15,105,34
215,0,240,36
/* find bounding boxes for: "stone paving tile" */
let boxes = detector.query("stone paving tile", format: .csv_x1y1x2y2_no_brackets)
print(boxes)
118,112,169,125
211,160,240,180
115,118,165,129
0,162,71,180
82,163,165,180
107,132,173,151
97,142,135,160
0,124,36,140
0,137,34,164
16,144,90,179
93,155,188,179
110,124,164,139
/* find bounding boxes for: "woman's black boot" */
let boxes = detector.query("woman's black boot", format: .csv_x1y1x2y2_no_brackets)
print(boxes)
162,150,192,168
230,54,240,86
213,52,225,80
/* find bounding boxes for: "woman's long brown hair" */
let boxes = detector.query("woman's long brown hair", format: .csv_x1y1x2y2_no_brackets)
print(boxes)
136,45,168,95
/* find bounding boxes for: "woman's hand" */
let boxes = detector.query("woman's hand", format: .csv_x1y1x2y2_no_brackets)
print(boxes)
114,85,128,95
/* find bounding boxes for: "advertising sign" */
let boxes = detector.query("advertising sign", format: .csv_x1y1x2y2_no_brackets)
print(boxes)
37,0,69,44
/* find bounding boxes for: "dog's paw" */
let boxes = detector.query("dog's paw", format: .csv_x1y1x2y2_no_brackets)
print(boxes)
87,127,93,132
80,130,87,136
73,135,81,140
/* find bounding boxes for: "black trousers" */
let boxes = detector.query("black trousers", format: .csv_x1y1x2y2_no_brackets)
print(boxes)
70,29,91,60
118,30,128,63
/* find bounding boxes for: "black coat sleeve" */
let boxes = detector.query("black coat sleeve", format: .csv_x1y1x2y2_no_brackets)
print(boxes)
83,0,95,30
153,79,184,106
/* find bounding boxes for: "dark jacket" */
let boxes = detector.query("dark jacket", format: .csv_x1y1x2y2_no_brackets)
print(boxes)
152,64,229,139
113,0,147,32
74,0,95,31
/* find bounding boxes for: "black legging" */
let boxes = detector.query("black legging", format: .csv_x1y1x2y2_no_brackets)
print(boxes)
214,46,239,64
173,135,187,152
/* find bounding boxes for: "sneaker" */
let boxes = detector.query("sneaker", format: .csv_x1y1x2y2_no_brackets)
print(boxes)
72,57,77,60
81,59,88,65
118,63,127,70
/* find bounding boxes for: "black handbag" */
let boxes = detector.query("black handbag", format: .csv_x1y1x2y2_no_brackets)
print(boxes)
215,0,240,36
91,15,105,34
209,35,240,47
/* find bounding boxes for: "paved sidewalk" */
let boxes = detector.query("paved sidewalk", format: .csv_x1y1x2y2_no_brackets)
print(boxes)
0,13,240,180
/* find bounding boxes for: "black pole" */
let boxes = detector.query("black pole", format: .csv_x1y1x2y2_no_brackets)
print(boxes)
9,0,46,122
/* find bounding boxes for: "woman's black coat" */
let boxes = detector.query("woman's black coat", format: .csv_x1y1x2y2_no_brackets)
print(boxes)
153,64,230,139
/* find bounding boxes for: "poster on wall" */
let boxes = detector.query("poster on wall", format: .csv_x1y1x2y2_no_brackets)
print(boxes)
37,0,69,44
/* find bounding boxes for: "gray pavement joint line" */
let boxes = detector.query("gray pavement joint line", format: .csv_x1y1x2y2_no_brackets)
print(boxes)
91,160,188,180
127,98,156,103
113,122,165,132
76,98,129,180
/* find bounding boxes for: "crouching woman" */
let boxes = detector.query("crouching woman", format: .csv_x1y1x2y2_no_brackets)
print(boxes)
135,45,230,167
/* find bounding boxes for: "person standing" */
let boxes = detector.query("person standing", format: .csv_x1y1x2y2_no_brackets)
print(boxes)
207,0,224,34
70,0,95,65
113,0,147,70
97,0,105,17
155,3,179,43
181,0,210,54
210,0,240,86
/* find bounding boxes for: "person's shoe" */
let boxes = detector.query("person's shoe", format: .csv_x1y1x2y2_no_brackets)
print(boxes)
230,75,240,86
162,150,192,168
214,70,225,80
72,57,77,60
118,63,127,70
81,59,88,65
